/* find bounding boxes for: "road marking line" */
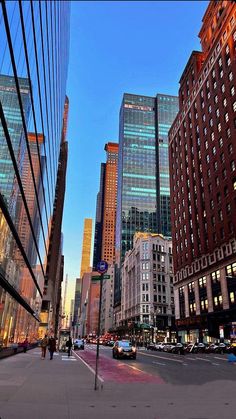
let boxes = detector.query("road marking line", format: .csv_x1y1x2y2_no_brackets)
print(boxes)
185,357,197,361
212,363,220,366
115,362,145,373
196,357,212,362
72,350,104,383
140,352,184,364
61,358,77,361
214,356,227,362
152,361,166,366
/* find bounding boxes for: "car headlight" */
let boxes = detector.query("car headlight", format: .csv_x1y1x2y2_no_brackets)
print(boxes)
118,347,123,352
132,346,136,352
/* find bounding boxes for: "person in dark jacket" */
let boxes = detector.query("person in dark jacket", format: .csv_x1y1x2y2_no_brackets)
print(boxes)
66,336,73,357
23,337,29,353
48,336,56,360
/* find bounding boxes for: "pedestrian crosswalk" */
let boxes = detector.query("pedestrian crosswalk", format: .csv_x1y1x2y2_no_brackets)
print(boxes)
61,355,77,361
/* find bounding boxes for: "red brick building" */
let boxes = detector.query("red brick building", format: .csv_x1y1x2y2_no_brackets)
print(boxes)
169,1,236,343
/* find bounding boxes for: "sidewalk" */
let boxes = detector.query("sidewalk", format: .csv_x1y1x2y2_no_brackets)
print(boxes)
0,348,236,419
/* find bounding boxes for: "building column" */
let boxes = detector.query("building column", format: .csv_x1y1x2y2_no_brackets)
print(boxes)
184,285,190,318
194,280,201,315
174,288,180,319
220,268,229,310
206,274,213,313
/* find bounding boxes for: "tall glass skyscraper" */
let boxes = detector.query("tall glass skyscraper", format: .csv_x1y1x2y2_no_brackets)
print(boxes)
0,1,70,346
115,93,178,306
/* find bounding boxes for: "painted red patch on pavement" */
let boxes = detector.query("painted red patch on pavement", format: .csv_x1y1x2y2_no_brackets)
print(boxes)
75,349,164,384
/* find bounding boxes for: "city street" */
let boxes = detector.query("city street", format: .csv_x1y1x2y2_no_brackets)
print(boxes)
78,344,236,386
1,347,236,419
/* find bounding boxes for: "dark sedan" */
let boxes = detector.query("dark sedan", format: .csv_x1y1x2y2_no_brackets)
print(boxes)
112,340,137,359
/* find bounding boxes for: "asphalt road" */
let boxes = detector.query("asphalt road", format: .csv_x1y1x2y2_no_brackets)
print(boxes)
81,344,236,385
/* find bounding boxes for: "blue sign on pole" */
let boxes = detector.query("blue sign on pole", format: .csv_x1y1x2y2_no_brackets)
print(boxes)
97,260,108,274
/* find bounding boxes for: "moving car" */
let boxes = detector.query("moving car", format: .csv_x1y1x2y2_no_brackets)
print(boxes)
112,340,137,359
74,339,84,350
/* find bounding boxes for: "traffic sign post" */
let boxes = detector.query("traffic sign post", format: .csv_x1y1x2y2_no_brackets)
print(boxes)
94,261,108,390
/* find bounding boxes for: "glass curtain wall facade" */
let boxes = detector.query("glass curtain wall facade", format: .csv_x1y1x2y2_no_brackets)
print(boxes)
156,95,179,236
115,93,178,306
0,1,70,347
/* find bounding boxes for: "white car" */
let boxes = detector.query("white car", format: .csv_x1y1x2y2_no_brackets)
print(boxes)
155,342,166,351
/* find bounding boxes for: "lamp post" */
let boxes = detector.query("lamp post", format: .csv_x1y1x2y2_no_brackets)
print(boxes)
94,261,108,391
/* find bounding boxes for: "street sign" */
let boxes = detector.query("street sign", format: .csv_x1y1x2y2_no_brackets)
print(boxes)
103,274,110,279
97,260,108,274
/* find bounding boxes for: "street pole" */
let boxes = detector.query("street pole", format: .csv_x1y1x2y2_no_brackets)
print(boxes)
94,273,103,390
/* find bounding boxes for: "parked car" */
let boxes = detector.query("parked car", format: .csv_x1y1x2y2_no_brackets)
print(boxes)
155,342,166,351
171,343,185,355
215,343,231,354
112,340,137,359
163,342,176,352
193,343,206,353
185,343,195,353
205,343,219,353
147,343,157,351
74,339,84,350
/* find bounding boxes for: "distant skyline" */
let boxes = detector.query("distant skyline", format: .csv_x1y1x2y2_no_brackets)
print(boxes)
62,0,208,308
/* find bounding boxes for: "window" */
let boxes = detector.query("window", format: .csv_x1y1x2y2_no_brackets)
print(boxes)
231,161,236,172
211,270,220,282
231,86,235,96
226,262,236,277
233,101,236,112
228,144,233,155
199,276,206,288
230,292,235,304
188,281,195,293
201,298,208,312
229,71,233,81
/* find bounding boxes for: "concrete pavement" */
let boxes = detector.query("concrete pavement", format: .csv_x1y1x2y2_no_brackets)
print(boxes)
0,347,236,419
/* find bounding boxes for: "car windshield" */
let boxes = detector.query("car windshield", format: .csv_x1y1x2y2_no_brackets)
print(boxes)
119,341,131,347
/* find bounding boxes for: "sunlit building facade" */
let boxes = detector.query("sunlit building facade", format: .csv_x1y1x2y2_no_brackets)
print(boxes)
80,218,93,278
169,1,236,342
0,0,70,347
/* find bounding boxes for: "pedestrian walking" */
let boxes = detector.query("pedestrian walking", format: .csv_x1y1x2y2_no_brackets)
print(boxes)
66,336,73,357
41,334,48,359
48,335,56,360
23,337,29,353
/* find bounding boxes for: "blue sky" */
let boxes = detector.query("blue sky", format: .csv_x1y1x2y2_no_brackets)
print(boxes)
62,0,208,305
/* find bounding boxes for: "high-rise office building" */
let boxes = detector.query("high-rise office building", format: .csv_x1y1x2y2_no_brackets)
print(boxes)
0,75,31,212
14,132,44,266
101,142,119,264
80,218,93,278
40,96,69,337
0,0,70,346
115,93,178,306
169,1,236,342
72,277,82,334
93,163,105,269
